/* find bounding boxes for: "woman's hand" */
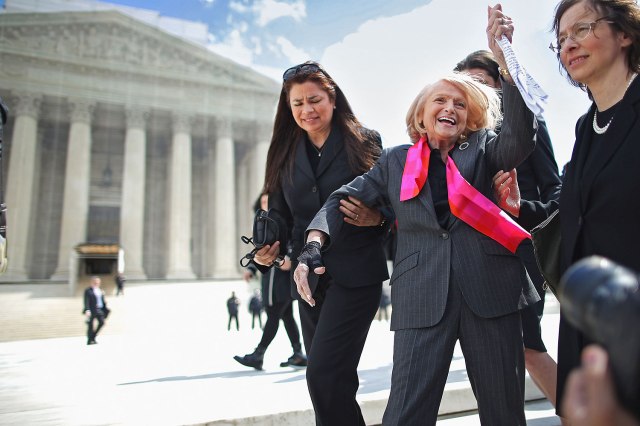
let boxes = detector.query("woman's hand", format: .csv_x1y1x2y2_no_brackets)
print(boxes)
486,3,515,85
252,241,280,266
293,231,326,307
340,196,383,227
492,169,521,217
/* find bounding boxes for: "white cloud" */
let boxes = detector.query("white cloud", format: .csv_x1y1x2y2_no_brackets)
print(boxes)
254,0,306,27
275,36,311,64
320,0,591,168
229,1,249,14
207,28,255,66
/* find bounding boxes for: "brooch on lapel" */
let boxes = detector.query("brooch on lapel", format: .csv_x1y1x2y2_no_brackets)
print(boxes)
458,134,469,151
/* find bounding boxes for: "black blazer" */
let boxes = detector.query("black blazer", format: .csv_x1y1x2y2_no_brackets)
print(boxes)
520,77,640,275
83,287,108,315
269,125,389,291
516,119,561,210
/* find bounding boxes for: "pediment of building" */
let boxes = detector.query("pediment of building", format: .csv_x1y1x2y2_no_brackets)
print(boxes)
0,10,279,93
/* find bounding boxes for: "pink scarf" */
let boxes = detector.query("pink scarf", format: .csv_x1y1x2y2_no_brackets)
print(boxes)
400,136,530,253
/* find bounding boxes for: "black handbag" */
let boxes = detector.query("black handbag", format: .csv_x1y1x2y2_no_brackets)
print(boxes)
531,209,561,297
240,208,288,267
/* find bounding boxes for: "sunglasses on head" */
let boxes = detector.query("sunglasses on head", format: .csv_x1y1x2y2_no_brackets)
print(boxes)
282,63,324,81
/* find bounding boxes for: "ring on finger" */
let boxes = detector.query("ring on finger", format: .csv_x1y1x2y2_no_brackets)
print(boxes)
355,214,359,221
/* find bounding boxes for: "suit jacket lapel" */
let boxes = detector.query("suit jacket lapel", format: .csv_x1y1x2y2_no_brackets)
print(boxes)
448,131,482,230
449,131,480,183
315,127,343,178
294,134,315,181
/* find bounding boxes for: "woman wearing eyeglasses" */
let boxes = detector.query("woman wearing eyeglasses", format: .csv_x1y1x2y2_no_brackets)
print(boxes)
251,61,389,425
493,0,640,419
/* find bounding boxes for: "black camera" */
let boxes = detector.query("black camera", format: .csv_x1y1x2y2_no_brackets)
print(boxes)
559,255,640,420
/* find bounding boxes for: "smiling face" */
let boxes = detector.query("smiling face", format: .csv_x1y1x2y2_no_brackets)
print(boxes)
420,81,468,150
288,80,335,144
558,1,631,86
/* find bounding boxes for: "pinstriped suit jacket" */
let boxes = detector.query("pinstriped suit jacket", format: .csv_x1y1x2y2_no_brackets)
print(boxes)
308,83,540,331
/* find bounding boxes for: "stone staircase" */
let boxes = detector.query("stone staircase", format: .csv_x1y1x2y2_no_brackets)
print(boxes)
0,275,127,342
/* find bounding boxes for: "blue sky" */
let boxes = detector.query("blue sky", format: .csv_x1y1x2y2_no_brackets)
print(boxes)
102,0,430,75
2,0,593,167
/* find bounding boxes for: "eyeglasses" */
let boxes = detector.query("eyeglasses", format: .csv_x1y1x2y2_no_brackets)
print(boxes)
282,63,323,81
549,17,614,53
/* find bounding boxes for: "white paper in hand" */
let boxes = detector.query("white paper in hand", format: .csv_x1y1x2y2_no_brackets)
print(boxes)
496,35,548,116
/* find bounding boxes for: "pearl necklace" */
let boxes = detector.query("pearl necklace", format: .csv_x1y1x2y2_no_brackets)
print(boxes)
593,72,638,134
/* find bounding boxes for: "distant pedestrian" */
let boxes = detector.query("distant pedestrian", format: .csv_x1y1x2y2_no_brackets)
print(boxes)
227,291,240,331
377,291,391,321
115,272,126,296
249,289,263,330
83,276,110,345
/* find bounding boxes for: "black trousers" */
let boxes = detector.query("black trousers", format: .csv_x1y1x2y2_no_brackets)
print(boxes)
227,313,239,330
298,274,381,426
87,310,105,342
251,311,263,329
257,300,302,352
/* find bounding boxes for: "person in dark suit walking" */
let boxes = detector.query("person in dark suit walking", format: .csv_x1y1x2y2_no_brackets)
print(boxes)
226,292,240,331
248,289,263,330
251,62,389,425
493,0,640,418
115,272,126,296
455,49,562,406
295,10,540,423
83,276,109,345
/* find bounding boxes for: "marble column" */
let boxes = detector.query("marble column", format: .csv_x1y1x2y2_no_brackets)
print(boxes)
211,118,238,278
51,100,95,281
166,113,196,279
119,107,148,280
254,123,271,195
2,93,41,281
236,158,251,238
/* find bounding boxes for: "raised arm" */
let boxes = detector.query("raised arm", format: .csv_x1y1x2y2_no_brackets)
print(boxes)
485,4,538,173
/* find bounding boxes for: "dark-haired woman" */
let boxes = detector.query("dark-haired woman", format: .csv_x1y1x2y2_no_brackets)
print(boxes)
252,61,389,425
494,0,640,418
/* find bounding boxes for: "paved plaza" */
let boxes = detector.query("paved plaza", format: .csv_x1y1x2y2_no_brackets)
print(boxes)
0,279,561,425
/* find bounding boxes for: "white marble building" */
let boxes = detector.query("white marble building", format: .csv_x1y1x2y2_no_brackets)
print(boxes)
0,6,280,282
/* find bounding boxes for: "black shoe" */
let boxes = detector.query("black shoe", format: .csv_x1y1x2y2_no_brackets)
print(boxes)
233,348,265,370
280,352,307,368
87,340,97,345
